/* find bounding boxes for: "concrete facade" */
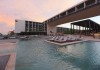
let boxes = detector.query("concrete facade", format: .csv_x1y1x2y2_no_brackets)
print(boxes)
15,20,25,33
15,0,100,35
15,19,47,35
47,25,57,34
46,0,100,34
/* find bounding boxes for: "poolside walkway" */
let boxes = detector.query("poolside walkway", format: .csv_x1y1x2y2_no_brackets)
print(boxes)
0,55,10,70
0,39,17,70
81,35,100,42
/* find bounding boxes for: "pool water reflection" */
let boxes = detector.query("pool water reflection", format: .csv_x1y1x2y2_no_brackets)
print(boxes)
15,37,100,70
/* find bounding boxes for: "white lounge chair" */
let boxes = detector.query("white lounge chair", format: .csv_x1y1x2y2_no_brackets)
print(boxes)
49,36,56,41
54,36,63,42
57,36,68,43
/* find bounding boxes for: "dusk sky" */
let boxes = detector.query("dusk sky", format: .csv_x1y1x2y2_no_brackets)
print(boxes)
0,0,99,34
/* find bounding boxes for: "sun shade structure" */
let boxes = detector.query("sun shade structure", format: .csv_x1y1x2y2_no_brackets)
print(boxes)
71,19,100,35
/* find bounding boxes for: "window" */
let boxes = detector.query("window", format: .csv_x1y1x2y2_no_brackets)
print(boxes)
25,21,28,28
29,22,32,28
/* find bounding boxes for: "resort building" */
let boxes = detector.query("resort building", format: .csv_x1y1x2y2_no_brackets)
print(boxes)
44,0,100,34
0,33,3,36
57,19,100,35
15,0,100,35
71,19,100,35
15,20,47,35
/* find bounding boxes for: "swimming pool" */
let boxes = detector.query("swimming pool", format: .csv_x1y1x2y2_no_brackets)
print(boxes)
15,37,100,70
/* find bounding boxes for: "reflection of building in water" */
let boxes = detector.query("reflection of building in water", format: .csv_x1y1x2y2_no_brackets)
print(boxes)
68,44,86,58
58,43,86,58
58,47,68,54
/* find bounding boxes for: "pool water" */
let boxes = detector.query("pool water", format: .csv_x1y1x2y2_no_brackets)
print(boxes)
15,37,100,70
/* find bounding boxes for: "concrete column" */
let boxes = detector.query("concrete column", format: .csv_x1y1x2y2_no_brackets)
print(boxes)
47,24,57,35
75,6,78,12
28,22,29,32
89,21,91,34
82,27,84,35
34,23,36,32
76,25,78,34
86,28,88,35
84,2,86,8
59,15,61,18
85,26,86,35
32,23,33,32
79,26,81,34
71,24,72,34
73,25,74,34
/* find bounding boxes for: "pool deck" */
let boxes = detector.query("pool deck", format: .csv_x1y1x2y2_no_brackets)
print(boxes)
0,39,17,70
0,36,100,70
45,36,100,46
79,35,100,42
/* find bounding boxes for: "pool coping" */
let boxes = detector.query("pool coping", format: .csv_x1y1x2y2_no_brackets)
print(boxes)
0,55,10,70
5,53,16,70
0,53,16,70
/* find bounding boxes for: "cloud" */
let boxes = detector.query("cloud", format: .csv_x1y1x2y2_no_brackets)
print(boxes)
0,22,14,34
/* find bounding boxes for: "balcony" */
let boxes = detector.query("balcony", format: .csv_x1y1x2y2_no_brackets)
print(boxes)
76,3,84,10
60,11,66,17
85,0,96,7
67,7,76,14
44,0,99,24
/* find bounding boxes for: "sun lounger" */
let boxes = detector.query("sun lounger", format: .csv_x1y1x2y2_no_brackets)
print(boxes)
49,36,57,41
56,36,68,43
47,36,53,40
54,36,63,42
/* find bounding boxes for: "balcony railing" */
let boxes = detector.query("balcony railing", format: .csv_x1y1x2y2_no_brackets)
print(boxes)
60,11,66,17
76,3,84,10
85,0,96,6
67,7,76,14
44,0,99,23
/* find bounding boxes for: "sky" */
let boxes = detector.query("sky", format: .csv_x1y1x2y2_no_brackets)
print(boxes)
0,0,99,34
